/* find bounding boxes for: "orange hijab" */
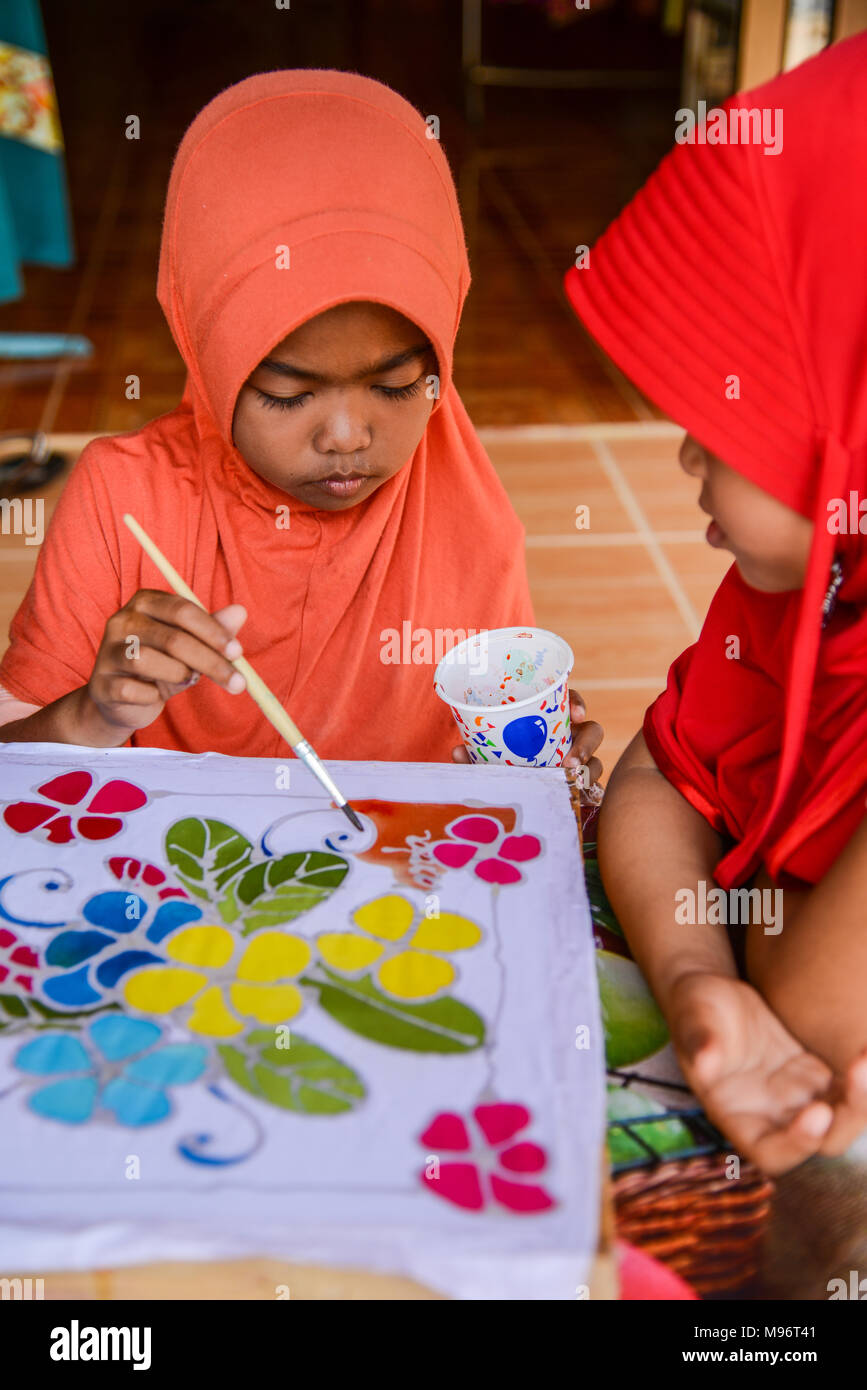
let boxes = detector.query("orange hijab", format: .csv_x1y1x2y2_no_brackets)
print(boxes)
0,70,533,759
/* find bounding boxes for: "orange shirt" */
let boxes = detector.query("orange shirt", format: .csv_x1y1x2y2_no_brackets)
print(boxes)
0,71,534,759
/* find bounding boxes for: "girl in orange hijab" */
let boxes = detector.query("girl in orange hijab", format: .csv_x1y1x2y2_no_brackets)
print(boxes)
566,35,867,1174
0,70,599,771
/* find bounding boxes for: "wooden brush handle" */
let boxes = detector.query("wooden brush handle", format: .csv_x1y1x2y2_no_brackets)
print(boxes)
123,512,305,748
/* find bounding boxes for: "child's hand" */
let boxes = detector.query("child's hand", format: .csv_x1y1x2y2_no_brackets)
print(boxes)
86,591,248,736
451,688,604,779
562,690,604,782
668,972,867,1175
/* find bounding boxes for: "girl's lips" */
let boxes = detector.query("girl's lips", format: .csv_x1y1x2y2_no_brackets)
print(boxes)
311,475,368,498
706,518,728,548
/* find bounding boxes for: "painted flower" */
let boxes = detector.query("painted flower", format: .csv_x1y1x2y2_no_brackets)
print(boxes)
14,1015,207,1126
0,928,39,993
428,815,541,886
2,771,147,845
40,877,203,1010
123,925,312,1037
106,856,190,902
419,1102,555,1213
317,893,481,1000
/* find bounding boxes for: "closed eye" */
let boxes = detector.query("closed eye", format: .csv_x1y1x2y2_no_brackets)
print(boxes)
373,372,425,401
254,389,309,411
254,372,427,412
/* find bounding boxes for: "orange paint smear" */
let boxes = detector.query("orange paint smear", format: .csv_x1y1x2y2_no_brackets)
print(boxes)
351,798,518,890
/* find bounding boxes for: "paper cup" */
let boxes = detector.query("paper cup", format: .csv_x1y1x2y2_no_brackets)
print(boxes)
434,626,574,767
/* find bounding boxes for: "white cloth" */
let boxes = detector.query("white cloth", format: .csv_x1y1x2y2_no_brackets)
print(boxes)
0,746,603,1300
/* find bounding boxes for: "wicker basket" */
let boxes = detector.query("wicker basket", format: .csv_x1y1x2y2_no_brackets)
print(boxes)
612,1154,774,1296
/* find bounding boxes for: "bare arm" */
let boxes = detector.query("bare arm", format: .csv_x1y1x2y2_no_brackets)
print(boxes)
597,729,733,1013
0,686,129,747
598,730,867,1170
747,822,867,1073
0,593,247,748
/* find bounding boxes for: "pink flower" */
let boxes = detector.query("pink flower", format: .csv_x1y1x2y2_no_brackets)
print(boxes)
429,815,541,886
0,928,39,993
419,1102,556,1213
2,771,147,845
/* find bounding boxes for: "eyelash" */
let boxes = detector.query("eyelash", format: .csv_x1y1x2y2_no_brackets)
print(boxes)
253,375,425,411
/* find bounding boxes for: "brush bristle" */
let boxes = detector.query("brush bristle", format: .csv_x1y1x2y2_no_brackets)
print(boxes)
341,803,364,832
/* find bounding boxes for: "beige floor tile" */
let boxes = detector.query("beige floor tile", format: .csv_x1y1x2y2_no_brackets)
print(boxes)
603,433,707,532
484,438,636,534
660,541,733,621
526,543,694,687
579,684,667,773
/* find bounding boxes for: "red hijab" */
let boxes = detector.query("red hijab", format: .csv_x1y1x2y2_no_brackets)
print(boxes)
0,70,533,759
565,35,867,887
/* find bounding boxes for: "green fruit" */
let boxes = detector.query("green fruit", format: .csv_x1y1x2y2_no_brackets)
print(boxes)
606,1083,694,1166
597,950,669,1066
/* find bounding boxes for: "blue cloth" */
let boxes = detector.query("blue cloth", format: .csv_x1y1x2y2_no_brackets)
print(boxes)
0,0,74,305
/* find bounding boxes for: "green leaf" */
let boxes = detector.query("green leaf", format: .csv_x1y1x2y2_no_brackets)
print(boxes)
218,1030,365,1115
0,994,27,1019
232,851,350,933
302,966,485,1053
165,818,254,902
0,995,118,1030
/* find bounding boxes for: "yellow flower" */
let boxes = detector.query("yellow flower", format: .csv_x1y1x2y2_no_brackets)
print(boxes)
123,925,311,1038
317,894,481,1001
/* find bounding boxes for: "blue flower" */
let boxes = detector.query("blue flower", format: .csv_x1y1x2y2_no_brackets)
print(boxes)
42,891,203,1008
14,1015,208,1126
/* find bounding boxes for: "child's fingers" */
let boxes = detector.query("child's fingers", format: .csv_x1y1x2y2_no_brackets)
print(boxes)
100,674,165,709
563,720,604,768
751,1101,834,1176
212,604,248,649
115,647,195,690
451,744,471,763
847,1047,867,1097
817,1049,867,1157
123,591,243,661
569,689,586,721
113,610,245,693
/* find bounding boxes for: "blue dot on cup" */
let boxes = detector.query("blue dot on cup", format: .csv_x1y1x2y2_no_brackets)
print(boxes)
503,715,548,760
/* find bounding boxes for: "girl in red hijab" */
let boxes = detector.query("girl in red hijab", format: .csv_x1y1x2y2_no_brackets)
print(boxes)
0,70,600,771
566,34,867,1174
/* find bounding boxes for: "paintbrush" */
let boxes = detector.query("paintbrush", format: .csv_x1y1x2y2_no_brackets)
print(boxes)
122,513,363,832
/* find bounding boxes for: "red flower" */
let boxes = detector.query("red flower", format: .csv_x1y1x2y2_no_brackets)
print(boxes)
0,927,39,993
107,857,188,900
430,815,541,886
2,771,147,845
419,1102,555,1213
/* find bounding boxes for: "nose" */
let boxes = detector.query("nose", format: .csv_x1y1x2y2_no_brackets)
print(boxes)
678,434,707,479
313,397,372,457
